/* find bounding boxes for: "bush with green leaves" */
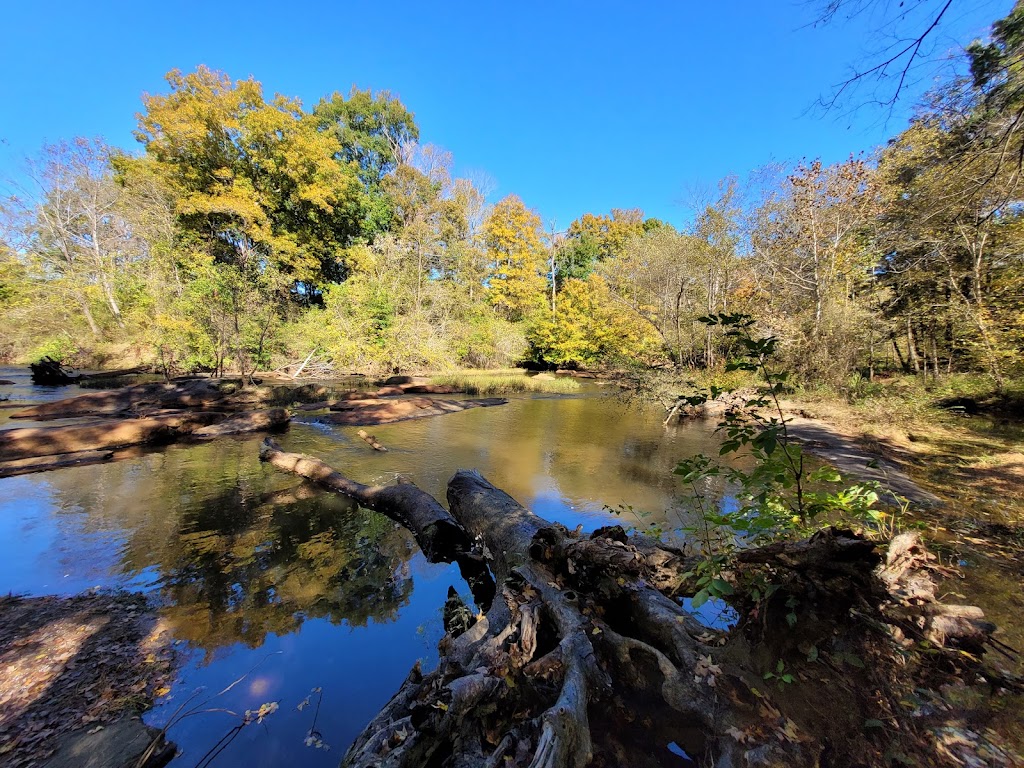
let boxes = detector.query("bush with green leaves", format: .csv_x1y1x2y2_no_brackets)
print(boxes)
672,313,889,609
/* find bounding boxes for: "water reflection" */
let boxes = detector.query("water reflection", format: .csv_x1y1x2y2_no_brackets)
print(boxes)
0,385,734,767
157,488,418,652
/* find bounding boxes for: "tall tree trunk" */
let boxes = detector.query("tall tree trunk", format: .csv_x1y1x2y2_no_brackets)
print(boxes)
892,335,909,373
76,293,101,339
907,317,921,374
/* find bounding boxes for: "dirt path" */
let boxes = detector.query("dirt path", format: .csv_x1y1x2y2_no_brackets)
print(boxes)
782,413,943,508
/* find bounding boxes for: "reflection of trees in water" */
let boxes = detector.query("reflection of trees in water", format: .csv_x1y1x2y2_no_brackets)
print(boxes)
43,441,420,654
157,487,418,653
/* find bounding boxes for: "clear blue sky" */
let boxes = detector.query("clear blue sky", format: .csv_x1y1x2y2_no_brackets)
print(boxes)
0,0,1010,229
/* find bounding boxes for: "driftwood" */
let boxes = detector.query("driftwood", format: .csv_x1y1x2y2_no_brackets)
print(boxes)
260,438,467,561
28,358,150,386
257,445,1012,767
29,357,77,385
356,429,388,451
259,439,492,600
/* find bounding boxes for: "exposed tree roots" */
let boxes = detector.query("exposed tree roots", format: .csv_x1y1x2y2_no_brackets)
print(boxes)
260,441,1020,767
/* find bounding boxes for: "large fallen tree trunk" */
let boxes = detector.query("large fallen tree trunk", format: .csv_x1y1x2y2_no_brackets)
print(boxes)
259,439,493,602
259,446,1015,768
28,358,151,386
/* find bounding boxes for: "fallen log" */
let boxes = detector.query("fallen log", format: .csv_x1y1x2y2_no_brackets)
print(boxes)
0,449,115,478
27,359,151,386
29,356,77,385
260,446,1012,768
259,439,492,600
316,397,507,427
76,364,152,380
356,429,387,451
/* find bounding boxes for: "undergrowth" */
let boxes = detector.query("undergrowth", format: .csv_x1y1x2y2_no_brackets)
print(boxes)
429,370,580,395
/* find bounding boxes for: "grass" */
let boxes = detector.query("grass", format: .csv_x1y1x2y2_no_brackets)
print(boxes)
428,370,581,395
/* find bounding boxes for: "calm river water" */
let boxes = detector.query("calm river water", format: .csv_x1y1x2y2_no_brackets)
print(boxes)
0,370,728,767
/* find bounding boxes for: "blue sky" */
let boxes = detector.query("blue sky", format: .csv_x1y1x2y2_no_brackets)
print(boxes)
0,0,1010,229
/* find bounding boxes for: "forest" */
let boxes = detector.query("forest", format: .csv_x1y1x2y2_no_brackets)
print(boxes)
1,4,1022,393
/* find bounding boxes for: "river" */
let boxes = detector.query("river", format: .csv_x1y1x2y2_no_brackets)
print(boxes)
0,370,730,767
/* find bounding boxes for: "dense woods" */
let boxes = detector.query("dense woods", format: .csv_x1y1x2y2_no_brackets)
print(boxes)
2,8,1023,390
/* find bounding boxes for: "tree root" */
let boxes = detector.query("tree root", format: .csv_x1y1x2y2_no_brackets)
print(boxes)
257,444,1013,767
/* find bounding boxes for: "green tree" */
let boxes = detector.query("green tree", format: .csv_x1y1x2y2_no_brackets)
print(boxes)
132,66,363,286
313,87,419,237
556,208,649,286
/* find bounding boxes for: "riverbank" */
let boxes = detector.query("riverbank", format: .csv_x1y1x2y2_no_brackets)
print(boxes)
784,381,1024,755
786,378,1024,526
0,593,177,768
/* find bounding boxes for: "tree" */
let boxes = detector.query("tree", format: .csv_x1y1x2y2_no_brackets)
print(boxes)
132,66,363,286
313,87,419,237
528,274,661,368
875,118,1024,385
813,0,966,111
692,179,740,367
601,225,733,368
313,87,418,190
1,138,145,338
556,209,648,287
483,195,548,321
749,157,881,381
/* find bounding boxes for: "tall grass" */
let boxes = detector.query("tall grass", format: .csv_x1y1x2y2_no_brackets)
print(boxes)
429,370,581,395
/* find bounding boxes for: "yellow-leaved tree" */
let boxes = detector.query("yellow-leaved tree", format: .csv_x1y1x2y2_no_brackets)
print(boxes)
483,195,548,321
528,274,662,368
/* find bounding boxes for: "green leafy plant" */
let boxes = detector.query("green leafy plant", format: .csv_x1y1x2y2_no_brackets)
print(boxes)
763,659,795,688
671,314,897,625
675,313,885,543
